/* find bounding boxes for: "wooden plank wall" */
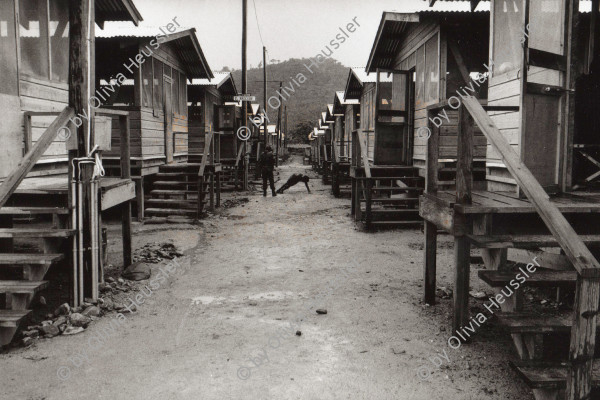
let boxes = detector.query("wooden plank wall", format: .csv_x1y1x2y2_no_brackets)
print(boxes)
390,19,488,172
360,83,376,161
21,78,69,160
344,104,357,159
487,70,521,191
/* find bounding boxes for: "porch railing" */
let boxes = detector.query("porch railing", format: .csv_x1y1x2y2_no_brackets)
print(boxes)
439,95,600,400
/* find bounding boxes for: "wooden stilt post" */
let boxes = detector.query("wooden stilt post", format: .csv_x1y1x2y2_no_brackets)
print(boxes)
423,109,440,305
69,0,97,302
120,115,132,268
453,104,474,336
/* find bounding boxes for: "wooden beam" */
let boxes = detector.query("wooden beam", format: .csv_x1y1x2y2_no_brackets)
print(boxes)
119,114,132,268
448,39,470,85
0,107,74,209
462,96,600,278
357,129,371,178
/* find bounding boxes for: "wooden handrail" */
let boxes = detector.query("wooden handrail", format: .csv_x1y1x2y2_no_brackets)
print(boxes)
0,107,74,209
235,144,244,168
199,131,214,177
462,96,600,277
462,96,600,400
356,129,371,178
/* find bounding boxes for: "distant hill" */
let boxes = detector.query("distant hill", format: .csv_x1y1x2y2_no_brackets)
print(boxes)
231,58,349,143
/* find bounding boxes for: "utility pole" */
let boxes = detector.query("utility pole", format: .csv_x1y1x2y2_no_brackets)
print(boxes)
263,46,267,148
284,106,288,149
241,0,248,190
275,81,282,166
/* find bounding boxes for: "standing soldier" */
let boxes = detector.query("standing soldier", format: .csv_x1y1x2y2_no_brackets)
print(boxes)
258,145,277,197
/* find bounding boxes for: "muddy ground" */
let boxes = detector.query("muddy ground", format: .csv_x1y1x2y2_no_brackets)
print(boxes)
0,155,533,399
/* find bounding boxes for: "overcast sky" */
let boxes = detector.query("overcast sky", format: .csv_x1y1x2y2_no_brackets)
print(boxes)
103,0,490,71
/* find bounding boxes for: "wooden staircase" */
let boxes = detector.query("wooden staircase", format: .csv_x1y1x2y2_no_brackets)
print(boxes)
332,161,352,198
445,97,600,399
145,164,211,219
465,229,600,399
0,206,72,346
352,166,424,230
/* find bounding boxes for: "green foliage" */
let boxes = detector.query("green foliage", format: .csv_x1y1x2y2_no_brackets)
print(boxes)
231,57,348,143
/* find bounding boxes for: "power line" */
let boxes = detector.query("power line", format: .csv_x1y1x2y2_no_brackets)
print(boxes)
252,0,265,47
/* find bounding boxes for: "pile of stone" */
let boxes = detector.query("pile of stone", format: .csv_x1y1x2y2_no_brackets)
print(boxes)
133,242,183,264
20,277,135,347
221,197,249,209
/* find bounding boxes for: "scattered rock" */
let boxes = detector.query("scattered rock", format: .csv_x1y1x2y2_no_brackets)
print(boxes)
99,298,114,311
122,262,151,281
54,303,70,316
316,309,327,315
63,326,85,336
118,278,125,284
99,282,112,293
22,330,39,338
39,296,47,305
437,287,453,299
82,306,101,317
39,325,60,337
469,290,487,300
41,320,53,327
53,316,68,328
70,313,92,328
22,337,34,347
296,331,302,336
106,277,116,283
248,301,258,306
84,297,98,305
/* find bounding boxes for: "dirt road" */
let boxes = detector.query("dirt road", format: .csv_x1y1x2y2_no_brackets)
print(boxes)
0,156,531,399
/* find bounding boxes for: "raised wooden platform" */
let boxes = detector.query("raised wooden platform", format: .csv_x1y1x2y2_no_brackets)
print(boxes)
423,190,600,215
15,176,135,211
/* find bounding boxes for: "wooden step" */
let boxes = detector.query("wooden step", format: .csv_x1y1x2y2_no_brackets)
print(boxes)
0,309,32,328
158,164,200,172
145,208,197,217
0,280,49,295
155,172,199,178
0,229,75,239
153,181,199,187
149,190,207,196
371,198,420,204
367,220,423,229
509,361,600,390
478,270,577,288
369,209,420,221
0,253,64,265
145,199,197,209
362,176,424,181
495,312,597,334
0,207,69,215
467,234,600,249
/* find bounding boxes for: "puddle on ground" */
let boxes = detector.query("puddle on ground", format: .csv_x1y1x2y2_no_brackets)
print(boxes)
190,296,226,305
248,291,296,301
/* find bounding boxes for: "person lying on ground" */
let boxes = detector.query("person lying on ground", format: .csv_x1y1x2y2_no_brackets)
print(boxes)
276,174,311,194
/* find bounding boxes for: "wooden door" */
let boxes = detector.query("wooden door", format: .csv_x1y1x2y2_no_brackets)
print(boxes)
519,0,570,192
374,69,411,165
163,75,174,164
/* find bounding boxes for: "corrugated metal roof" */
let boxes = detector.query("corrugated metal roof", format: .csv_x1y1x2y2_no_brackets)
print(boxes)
191,72,230,87
96,28,213,79
365,9,490,73
333,90,359,114
96,0,143,26
344,67,392,100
